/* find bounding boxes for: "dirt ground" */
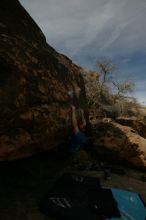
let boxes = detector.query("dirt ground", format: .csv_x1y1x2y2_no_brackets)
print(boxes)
67,164,146,203
0,151,146,220
0,151,68,220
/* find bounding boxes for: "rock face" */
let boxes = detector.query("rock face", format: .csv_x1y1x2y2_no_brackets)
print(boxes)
0,0,86,160
93,120,146,169
116,118,146,139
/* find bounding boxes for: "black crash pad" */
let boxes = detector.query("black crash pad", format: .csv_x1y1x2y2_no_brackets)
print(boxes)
40,173,120,220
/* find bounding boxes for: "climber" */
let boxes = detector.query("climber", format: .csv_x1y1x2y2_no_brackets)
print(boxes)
68,105,90,154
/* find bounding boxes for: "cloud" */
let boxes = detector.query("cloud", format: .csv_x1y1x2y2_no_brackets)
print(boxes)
19,0,146,57
19,0,146,103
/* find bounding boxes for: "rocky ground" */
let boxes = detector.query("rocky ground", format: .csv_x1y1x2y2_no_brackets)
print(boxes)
0,150,146,220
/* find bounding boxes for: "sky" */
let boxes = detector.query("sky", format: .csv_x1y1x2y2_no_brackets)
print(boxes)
19,0,146,105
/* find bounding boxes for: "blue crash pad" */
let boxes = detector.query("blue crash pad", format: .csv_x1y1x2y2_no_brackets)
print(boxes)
107,188,146,220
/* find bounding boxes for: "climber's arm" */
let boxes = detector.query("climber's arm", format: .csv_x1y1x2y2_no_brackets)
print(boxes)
80,108,86,127
71,105,79,134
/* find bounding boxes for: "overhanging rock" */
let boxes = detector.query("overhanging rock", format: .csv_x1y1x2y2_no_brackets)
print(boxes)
0,0,86,160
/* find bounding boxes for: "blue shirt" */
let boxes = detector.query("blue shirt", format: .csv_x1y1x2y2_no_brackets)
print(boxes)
68,131,89,153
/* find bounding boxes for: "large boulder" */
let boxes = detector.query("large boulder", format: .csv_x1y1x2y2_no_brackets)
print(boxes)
116,117,146,139
0,0,86,160
93,120,146,169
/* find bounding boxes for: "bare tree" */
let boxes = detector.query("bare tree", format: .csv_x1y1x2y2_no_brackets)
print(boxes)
96,57,116,86
113,81,135,97
83,57,138,118
95,57,137,117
